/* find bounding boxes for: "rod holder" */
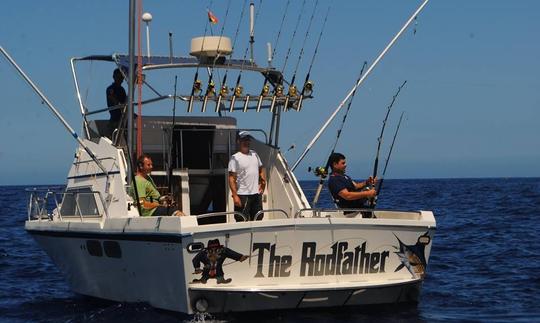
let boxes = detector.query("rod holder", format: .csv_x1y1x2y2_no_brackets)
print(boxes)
201,95,209,112
229,95,237,112
270,95,277,113
296,95,305,111
187,96,194,113
256,95,264,112
243,95,250,112
283,96,291,111
215,95,223,113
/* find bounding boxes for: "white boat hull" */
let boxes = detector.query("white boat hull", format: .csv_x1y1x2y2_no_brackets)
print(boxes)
27,213,435,314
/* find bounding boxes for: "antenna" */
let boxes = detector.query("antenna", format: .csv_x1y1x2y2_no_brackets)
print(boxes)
249,2,255,64
142,12,153,58
267,42,272,67
168,32,174,63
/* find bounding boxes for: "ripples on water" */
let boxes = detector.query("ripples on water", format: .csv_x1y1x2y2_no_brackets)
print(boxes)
0,178,539,322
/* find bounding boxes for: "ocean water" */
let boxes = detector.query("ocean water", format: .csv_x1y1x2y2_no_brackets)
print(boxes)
1,178,539,322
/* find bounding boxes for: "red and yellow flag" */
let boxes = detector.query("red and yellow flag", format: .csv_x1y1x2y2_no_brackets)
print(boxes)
207,10,218,24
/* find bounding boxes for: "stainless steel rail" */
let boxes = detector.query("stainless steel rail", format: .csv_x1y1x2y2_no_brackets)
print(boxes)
196,211,247,223
254,208,289,221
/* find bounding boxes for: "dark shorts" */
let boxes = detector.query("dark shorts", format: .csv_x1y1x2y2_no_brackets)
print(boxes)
234,194,262,221
153,206,180,216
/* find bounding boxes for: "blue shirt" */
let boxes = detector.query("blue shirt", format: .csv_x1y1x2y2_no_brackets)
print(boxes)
328,173,367,208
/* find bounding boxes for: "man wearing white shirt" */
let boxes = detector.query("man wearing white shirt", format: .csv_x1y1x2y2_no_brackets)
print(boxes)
228,131,266,221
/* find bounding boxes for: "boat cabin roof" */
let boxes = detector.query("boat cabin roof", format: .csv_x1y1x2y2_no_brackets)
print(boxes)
74,54,282,79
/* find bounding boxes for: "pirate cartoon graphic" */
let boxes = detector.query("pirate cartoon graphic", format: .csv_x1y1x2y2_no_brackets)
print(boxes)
191,239,248,284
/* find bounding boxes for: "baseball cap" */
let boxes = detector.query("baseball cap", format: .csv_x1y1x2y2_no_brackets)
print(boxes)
238,130,252,140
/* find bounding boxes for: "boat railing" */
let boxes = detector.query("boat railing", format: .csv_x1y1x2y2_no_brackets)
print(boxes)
254,209,289,221
27,188,108,221
27,188,60,221
295,208,423,220
196,211,247,223
295,208,375,218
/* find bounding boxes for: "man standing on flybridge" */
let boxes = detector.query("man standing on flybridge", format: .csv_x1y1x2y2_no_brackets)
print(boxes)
228,131,266,221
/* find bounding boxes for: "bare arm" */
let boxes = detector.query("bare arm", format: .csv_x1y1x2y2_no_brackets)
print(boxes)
353,176,376,190
338,188,376,201
228,171,242,207
258,167,266,193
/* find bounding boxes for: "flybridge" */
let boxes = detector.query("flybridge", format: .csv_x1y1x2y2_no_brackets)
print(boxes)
72,51,312,115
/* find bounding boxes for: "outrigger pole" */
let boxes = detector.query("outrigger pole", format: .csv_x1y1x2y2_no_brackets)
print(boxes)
312,63,366,206
0,46,109,177
291,0,429,172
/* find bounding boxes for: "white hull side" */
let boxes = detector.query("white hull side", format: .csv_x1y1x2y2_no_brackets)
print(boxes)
27,215,434,314
29,232,189,313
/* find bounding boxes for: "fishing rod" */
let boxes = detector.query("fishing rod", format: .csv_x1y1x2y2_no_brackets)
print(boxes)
255,0,291,112
284,0,319,111
269,0,306,113
202,0,232,113
229,0,263,113
280,0,306,75
215,0,248,113
291,0,430,172
374,111,405,205
312,63,366,206
296,3,332,112
124,126,144,217
187,0,214,113
371,80,407,184
167,76,178,202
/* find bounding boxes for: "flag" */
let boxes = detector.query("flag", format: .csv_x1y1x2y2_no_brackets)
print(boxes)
207,10,218,24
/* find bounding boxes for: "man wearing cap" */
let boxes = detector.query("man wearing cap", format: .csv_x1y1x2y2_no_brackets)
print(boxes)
228,131,266,221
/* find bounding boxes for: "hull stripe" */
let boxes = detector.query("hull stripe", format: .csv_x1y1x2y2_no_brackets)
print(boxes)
27,229,184,243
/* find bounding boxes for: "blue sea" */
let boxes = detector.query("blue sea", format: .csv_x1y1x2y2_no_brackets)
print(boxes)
1,178,539,322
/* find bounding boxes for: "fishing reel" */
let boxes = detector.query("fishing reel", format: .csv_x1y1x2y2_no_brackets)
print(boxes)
288,84,298,98
303,81,313,96
308,166,328,178
206,81,216,96
193,80,202,94
260,84,270,96
234,85,243,97
275,84,284,96
220,84,229,96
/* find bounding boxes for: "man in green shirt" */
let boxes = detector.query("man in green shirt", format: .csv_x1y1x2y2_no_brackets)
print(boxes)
130,154,184,217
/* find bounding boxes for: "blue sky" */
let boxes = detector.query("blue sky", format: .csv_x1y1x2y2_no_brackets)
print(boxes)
1,0,539,185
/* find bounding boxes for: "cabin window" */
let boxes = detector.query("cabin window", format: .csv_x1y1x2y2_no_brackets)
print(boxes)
60,187,100,216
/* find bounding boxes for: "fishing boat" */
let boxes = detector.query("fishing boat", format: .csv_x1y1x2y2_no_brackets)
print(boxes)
3,0,436,314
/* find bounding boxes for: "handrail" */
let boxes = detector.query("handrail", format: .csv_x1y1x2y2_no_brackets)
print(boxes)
72,157,116,165
84,95,186,116
294,208,422,218
27,189,107,222
196,211,247,222
27,189,60,221
295,208,375,218
254,208,289,221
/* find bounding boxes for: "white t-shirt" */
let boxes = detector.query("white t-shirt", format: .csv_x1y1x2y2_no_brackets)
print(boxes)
228,150,263,195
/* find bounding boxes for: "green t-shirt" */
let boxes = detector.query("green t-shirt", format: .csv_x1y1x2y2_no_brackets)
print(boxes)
129,175,160,216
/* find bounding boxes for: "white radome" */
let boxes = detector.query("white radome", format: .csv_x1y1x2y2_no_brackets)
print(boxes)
142,12,152,22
